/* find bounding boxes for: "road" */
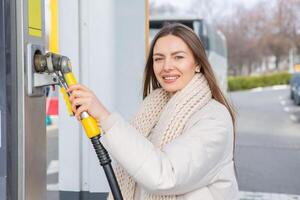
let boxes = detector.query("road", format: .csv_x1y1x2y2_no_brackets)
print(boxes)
230,86,300,195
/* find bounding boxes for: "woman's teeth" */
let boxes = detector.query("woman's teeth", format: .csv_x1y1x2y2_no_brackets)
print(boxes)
163,76,179,80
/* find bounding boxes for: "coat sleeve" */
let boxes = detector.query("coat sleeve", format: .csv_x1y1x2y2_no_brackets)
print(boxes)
100,110,233,195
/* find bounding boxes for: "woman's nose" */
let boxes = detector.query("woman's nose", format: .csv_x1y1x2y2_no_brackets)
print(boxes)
162,58,174,71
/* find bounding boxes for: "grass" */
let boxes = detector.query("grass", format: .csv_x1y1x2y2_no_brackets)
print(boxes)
228,72,291,91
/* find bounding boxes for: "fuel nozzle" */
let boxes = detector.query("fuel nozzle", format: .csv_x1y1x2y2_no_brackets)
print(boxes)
33,52,76,90
33,51,100,138
33,52,75,116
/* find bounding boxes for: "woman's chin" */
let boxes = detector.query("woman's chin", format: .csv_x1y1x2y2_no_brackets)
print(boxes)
162,85,179,93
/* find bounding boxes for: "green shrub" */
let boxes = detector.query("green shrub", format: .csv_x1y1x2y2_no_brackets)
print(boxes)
228,72,291,91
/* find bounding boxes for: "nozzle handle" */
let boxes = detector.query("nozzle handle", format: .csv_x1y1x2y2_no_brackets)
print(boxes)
64,72,101,138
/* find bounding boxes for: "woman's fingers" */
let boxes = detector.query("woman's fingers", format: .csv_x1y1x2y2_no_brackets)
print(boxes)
64,84,107,123
67,84,99,121
69,90,92,103
74,104,89,121
71,97,90,113
67,84,90,93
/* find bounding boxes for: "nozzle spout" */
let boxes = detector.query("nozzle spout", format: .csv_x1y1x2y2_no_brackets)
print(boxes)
34,50,47,72
33,52,72,74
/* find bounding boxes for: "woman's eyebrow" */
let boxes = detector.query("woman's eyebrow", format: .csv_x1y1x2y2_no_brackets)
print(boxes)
153,53,165,56
171,51,186,55
153,51,187,56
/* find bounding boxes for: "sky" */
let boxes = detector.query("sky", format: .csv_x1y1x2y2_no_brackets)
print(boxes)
150,0,261,14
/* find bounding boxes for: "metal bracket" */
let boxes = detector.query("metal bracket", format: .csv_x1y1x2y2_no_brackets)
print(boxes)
26,44,58,96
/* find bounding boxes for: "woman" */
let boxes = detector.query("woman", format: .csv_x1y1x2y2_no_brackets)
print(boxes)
68,23,239,200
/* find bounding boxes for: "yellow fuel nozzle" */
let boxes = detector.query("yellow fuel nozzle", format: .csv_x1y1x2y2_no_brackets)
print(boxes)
63,71,101,139
60,87,74,116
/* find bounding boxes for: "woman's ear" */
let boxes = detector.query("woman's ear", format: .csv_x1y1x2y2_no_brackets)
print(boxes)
195,65,201,73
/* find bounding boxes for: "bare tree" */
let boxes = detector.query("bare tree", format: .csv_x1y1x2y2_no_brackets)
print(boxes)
218,3,269,75
149,2,178,17
218,0,300,75
260,0,298,69
187,0,224,25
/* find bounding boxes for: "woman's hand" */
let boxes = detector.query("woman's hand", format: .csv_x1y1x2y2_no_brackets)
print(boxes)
67,84,110,123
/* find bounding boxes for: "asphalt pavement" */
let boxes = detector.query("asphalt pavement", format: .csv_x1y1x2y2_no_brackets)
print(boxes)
230,85,300,196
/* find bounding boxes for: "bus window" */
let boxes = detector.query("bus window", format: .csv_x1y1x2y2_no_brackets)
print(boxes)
149,29,160,45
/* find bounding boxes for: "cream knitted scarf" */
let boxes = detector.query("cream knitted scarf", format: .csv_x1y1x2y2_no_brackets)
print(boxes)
108,73,212,200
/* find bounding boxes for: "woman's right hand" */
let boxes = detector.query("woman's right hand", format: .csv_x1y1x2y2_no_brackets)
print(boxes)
67,84,110,123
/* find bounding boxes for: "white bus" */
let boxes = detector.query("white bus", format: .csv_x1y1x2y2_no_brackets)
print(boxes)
149,17,228,92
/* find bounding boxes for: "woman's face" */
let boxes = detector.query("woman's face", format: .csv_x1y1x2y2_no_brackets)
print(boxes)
153,35,198,94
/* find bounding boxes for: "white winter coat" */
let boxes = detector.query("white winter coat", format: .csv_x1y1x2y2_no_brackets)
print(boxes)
101,99,239,200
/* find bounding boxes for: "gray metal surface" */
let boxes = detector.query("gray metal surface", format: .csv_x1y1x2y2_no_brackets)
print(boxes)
23,95,46,200
0,111,1,148
16,0,47,199
0,177,5,200
0,0,19,199
0,1,7,198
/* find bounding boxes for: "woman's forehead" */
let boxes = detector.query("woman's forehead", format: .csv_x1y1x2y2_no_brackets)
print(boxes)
153,35,191,54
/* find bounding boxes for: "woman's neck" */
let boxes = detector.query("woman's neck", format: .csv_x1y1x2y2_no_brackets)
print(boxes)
168,92,175,98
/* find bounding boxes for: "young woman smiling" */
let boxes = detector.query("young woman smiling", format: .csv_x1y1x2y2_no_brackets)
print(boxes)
68,23,239,200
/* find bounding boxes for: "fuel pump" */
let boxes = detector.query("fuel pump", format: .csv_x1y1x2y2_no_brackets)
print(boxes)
33,51,123,200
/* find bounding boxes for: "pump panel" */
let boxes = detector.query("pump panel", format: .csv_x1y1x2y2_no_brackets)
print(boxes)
26,44,58,96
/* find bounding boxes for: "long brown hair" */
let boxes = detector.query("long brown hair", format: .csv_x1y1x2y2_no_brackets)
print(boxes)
143,23,236,129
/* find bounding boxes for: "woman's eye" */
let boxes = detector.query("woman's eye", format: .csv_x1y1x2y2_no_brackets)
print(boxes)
154,58,163,62
175,56,184,60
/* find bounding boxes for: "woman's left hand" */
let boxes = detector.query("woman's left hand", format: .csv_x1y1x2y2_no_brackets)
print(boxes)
67,84,110,123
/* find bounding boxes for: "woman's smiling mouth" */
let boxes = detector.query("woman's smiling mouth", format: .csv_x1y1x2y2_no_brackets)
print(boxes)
162,75,180,83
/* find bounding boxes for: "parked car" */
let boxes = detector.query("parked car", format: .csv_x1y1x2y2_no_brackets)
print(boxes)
290,72,300,105
294,85,300,105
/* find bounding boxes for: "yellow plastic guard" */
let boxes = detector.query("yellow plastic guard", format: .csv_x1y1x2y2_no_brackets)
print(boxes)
60,87,74,116
49,0,59,53
64,72,77,86
64,71,101,138
82,116,101,138
28,0,42,37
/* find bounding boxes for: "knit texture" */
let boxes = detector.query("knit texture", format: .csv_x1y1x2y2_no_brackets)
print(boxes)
107,73,212,200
